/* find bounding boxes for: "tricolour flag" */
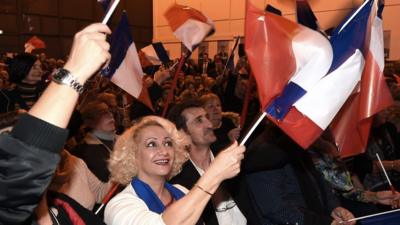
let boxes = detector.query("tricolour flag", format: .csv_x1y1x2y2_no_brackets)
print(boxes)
102,12,153,110
164,4,215,52
245,1,332,147
331,0,393,158
139,42,170,75
98,0,110,11
24,36,46,53
296,0,319,31
245,0,374,149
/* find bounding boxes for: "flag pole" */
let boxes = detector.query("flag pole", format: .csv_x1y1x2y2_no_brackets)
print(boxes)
221,36,240,76
340,208,400,223
240,73,255,127
161,52,187,117
376,153,397,194
101,0,121,24
239,111,267,146
95,183,119,215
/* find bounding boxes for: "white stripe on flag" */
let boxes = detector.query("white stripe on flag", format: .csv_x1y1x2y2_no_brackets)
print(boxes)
294,50,365,129
370,17,384,71
290,28,333,91
141,45,162,66
111,43,143,98
174,19,213,51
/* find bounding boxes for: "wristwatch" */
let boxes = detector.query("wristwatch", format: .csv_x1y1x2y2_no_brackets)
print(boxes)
52,68,84,94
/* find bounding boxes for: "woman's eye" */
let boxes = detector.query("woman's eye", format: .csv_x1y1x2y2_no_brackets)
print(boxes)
164,141,173,147
146,141,157,148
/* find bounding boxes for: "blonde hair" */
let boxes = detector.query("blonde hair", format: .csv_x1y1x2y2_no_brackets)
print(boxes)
108,116,190,185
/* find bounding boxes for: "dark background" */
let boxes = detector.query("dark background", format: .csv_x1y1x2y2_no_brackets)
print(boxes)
0,0,153,58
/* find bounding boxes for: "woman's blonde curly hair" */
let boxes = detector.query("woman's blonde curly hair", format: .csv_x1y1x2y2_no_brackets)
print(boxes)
108,116,190,185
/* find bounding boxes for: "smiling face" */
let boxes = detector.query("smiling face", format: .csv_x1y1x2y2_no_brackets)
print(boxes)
182,107,216,147
135,125,175,181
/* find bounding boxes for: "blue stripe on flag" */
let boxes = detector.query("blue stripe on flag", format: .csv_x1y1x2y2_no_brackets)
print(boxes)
152,42,170,64
328,0,373,73
265,4,282,16
266,82,306,120
296,0,319,31
102,12,132,79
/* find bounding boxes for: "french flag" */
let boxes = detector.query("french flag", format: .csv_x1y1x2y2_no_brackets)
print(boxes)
102,12,144,99
97,0,110,11
331,0,393,158
245,1,332,148
139,42,170,75
164,4,215,52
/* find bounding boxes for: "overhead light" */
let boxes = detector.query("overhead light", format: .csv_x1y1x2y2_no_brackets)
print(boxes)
0,30,3,35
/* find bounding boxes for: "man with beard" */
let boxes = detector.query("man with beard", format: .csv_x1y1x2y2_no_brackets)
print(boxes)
168,99,277,225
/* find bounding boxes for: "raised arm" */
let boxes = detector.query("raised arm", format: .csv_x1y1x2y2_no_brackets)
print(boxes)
29,23,111,128
162,142,245,225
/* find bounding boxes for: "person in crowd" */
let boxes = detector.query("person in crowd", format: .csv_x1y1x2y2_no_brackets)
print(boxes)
352,114,400,191
199,93,240,153
8,53,47,109
167,99,289,225
310,137,400,217
198,52,212,75
71,100,117,182
104,115,245,225
246,133,356,225
0,22,111,224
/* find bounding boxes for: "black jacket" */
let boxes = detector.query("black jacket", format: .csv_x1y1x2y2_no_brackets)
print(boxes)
0,114,68,225
170,133,289,225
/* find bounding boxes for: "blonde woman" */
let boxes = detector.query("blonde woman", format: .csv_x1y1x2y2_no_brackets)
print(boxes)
105,116,245,225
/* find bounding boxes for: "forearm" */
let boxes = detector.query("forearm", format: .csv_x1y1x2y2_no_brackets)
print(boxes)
162,174,220,225
28,82,79,128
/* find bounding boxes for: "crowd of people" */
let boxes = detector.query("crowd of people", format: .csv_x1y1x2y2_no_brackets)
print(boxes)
1,22,400,225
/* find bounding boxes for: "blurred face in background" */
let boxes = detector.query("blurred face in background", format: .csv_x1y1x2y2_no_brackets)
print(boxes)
23,60,43,84
93,110,116,133
203,97,222,128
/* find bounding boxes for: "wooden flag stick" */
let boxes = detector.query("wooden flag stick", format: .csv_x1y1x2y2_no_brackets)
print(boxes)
221,36,240,76
95,183,119,215
161,53,187,118
239,111,266,146
376,153,397,194
340,208,400,223
101,0,121,24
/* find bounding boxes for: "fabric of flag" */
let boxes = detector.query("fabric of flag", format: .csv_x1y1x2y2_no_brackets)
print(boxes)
246,0,375,149
331,0,393,158
288,0,375,149
245,1,332,147
296,0,319,31
98,0,110,11
102,12,143,99
360,210,400,225
138,42,170,75
164,4,215,52
24,36,46,53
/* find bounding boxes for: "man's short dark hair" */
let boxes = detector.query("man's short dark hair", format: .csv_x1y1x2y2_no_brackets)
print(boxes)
167,98,203,132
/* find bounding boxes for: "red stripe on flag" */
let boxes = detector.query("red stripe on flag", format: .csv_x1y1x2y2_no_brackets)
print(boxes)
359,50,393,119
268,107,323,148
164,4,209,32
245,2,300,109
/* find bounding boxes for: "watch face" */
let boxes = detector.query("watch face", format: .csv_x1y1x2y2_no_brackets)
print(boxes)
53,69,69,83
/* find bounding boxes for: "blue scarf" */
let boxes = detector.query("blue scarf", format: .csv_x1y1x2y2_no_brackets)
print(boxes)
131,177,185,214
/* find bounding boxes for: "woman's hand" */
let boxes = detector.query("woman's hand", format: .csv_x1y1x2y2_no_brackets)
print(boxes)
63,23,111,84
206,141,245,182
